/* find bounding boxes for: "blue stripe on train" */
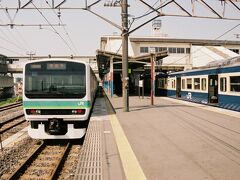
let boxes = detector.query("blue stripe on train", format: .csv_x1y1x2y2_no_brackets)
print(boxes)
168,90,209,104
218,94,240,111
167,90,240,112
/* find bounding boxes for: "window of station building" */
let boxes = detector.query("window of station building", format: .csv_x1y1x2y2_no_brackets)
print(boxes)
168,47,177,54
182,79,185,89
220,77,227,92
140,47,149,53
187,78,192,89
229,49,239,54
230,76,240,92
168,47,186,54
177,48,185,54
155,47,167,52
186,48,191,54
201,78,206,91
194,78,200,90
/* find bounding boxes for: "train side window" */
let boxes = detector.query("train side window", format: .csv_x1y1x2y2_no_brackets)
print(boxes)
220,77,227,92
182,79,185,89
230,76,240,92
187,78,192,89
201,78,206,91
158,78,165,88
194,78,200,90
172,79,176,88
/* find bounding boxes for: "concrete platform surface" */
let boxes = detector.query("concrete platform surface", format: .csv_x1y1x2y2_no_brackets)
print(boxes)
107,96,240,180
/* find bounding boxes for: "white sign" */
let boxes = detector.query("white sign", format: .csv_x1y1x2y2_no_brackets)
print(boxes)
139,80,143,87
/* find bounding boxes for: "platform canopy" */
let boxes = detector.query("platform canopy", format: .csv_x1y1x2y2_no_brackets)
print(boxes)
96,49,168,78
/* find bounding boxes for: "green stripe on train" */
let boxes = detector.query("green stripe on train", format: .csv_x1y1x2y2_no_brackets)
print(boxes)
23,101,91,109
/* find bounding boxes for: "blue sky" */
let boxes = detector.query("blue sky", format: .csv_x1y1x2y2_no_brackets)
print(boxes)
0,0,239,57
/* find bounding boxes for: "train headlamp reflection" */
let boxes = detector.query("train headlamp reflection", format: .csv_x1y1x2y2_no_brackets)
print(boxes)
27,109,41,115
72,109,85,115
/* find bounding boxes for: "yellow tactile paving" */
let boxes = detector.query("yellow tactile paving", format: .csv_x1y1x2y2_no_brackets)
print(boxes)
108,113,147,180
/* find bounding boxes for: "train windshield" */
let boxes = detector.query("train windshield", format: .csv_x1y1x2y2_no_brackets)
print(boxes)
25,61,86,99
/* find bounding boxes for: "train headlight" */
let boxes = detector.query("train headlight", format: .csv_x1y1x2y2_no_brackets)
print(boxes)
27,109,41,115
72,109,85,115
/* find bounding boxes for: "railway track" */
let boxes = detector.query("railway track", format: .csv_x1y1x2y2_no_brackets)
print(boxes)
0,114,25,131
0,102,22,112
0,114,26,138
8,141,71,180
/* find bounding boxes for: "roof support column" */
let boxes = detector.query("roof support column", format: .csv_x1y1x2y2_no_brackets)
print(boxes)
110,56,114,97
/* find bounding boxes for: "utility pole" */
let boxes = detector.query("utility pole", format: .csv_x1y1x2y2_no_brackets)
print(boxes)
121,0,129,112
27,51,35,60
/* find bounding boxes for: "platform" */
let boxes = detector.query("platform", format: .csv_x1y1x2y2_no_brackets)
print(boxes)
76,94,240,180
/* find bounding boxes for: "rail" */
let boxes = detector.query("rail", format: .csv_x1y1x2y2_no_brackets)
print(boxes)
8,141,72,180
0,102,22,112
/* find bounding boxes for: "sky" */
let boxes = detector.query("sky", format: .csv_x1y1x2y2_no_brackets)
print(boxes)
0,0,239,57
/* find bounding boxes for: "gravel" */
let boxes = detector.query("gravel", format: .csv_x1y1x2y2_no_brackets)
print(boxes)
0,137,40,179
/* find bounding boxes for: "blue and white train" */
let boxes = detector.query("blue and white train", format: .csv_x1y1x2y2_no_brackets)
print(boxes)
23,59,98,139
156,64,240,111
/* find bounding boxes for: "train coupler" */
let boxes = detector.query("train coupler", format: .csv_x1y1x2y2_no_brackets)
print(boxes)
47,118,67,135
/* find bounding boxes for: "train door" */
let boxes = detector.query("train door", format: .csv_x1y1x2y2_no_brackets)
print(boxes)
176,77,181,98
208,75,218,103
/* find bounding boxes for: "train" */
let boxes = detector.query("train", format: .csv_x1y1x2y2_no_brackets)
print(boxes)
23,59,98,139
156,63,240,112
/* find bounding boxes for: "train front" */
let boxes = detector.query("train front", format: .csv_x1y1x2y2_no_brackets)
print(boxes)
23,59,90,139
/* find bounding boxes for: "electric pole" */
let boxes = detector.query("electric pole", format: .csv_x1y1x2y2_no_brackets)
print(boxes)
27,51,35,60
121,0,129,112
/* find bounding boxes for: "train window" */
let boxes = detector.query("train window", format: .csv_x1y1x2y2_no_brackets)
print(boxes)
47,63,66,70
187,78,192,89
230,76,240,92
30,64,41,69
220,77,227,92
201,78,206,91
158,78,165,88
194,78,200,90
182,79,185,89
25,61,86,99
172,80,176,88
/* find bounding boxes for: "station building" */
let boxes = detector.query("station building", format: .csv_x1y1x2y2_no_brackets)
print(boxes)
96,20,240,96
0,54,14,98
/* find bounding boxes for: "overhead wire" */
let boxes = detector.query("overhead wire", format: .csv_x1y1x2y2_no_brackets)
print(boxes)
31,2,77,55
44,0,79,54
14,27,32,51
0,33,28,52
133,0,170,21
0,45,25,56
165,23,240,65
0,3,31,55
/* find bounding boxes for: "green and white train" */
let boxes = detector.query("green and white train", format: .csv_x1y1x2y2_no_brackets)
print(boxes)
23,59,98,139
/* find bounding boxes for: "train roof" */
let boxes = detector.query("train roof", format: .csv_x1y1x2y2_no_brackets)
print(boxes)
169,64,240,77
24,58,89,66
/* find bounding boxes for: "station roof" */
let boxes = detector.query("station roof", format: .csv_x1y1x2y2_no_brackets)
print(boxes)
96,49,168,78
101,36,240,46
